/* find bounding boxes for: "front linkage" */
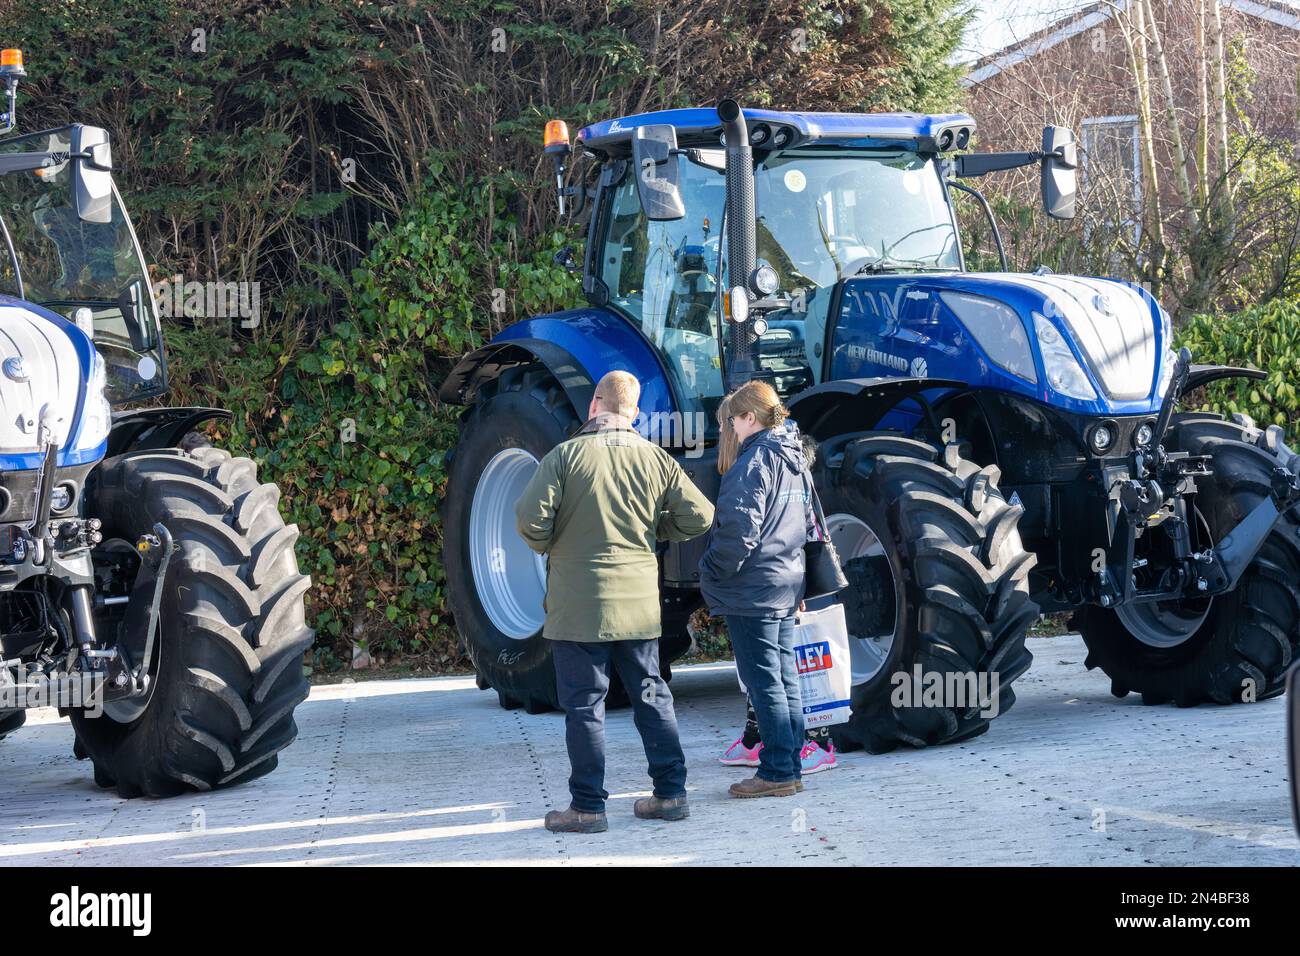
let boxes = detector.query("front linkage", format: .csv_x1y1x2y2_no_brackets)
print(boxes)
0,418,175,714
1090,347,1300,611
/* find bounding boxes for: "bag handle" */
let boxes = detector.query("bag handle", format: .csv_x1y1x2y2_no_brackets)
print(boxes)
801,470,830,541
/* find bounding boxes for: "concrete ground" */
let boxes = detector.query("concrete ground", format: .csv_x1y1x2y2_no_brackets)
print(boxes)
0,634,1295,866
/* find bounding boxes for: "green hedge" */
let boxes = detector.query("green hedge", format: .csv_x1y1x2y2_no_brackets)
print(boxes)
169,168,579,668
1177,298,1300,429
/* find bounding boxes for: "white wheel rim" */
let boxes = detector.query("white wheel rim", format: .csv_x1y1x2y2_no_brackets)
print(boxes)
469,448,547,639
825,512,898,684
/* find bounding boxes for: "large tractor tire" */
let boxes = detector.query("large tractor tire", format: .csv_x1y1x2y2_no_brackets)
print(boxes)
443,365,579,714
0,709,24,740
816,434,1038,752
1075,413,1299,706
443,363,690,714
70,446,313,798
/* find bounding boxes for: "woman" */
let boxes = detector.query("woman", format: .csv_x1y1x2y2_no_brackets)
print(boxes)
719,427,837,775
700,381,819,798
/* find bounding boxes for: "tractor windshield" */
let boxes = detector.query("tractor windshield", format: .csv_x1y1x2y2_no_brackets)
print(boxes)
749,147,960,392
0,127,166,404
595,143,962,415
755,147,960,283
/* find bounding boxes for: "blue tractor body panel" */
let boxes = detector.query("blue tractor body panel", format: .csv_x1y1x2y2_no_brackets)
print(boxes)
493,307,679,418
830,273,1173,425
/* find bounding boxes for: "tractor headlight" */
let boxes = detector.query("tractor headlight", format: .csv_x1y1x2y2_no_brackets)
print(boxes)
73,352,111,452
1089,422,1116,454
939,292,1036,384
1033,312,1096,400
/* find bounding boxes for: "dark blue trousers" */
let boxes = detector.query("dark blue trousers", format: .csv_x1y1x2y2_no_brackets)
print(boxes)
727,613,804,783
550,638,688,814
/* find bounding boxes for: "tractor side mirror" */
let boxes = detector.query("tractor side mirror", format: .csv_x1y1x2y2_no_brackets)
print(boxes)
631,124,685,221
1040,125,1077,220
1288,661,1300,837
71,125,112,224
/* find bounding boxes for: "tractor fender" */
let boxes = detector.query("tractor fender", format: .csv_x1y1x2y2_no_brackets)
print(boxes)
106,407,233,458
439,309,680,421
788,376,965,441
1181,363,1266,396
438,338,596,416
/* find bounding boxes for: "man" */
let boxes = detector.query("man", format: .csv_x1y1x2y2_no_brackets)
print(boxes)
516,370,714,833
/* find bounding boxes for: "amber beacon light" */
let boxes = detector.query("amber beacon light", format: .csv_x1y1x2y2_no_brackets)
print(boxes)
543,119,572,213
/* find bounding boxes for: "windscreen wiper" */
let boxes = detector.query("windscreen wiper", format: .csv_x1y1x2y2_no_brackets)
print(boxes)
853,256,949,275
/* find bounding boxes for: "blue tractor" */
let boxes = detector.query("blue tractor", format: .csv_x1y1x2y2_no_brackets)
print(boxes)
441,101,1299,750
0,51,312,794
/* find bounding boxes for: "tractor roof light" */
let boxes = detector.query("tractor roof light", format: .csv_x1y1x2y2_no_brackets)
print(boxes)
543,119,570,155
544,119,573,214
0,49,24,75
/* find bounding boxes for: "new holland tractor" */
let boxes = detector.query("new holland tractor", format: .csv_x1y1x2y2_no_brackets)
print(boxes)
0,50,312,795
441,99,1298,752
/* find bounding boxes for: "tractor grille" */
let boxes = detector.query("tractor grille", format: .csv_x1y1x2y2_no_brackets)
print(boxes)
0,462,97,523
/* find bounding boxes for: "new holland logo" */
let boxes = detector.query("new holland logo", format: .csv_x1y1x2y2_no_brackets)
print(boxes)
846,344,909,374
3,356,28,382
910,356,929,378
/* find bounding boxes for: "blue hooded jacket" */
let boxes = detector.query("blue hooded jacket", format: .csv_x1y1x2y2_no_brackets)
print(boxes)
699,421,818,618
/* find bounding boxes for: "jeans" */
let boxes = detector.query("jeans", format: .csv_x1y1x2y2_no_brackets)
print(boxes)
727,614,803,783
551,639,688,814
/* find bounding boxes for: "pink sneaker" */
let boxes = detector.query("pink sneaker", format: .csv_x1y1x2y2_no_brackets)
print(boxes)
800,739,837,774
719,737,763,767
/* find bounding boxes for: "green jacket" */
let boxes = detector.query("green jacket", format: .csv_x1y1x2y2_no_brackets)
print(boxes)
515,412,714,642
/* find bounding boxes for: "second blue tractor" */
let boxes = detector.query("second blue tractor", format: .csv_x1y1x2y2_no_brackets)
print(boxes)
441,101,1299,752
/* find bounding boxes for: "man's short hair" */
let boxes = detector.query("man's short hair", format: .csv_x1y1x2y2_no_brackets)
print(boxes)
594,370,640,418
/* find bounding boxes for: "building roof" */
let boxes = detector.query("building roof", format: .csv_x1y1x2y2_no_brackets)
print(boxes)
966,0,1300,86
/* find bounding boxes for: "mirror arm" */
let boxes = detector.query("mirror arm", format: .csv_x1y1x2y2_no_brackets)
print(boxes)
946,180,1008,272
955,150,1041,178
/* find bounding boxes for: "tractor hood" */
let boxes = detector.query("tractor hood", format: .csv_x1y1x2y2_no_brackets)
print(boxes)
834,271,1174,416
0,298,103,467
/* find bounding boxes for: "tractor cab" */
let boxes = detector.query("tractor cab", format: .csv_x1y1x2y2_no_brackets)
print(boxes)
558,108,978,415
0,123,167,405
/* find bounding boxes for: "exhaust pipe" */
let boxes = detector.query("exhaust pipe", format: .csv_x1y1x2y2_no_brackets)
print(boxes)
718,99,759,386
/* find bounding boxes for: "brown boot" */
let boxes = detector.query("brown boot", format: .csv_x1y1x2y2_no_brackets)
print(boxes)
634,795,690,821
544,806,608,833
729,776,799,798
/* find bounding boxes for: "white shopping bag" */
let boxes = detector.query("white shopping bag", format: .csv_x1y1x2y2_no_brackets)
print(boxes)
794,603,852,728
